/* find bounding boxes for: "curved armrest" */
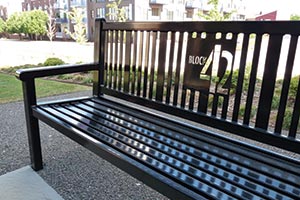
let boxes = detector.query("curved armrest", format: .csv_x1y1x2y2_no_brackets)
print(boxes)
16,63,99,81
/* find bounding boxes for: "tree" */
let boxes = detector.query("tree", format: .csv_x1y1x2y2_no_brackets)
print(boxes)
26,10,48,40
106,0,126,22
290,14,300,20
66,7,87,44
47,6,56,42
6,12,27,39
198,0,235,21
6,10,47,40
0,18,6,34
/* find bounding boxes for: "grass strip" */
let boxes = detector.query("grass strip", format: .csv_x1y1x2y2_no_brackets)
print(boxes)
0,73,90,104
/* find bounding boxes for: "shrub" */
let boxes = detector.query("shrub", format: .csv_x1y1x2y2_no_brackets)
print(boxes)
43,57,65,66
211,64,253,95
281,108,300,130
238,105,257,119
289,75,300,98
0,64,38,74
271,94,281,110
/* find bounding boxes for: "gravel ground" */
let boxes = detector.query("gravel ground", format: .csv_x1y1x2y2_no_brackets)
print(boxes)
0,91,168,200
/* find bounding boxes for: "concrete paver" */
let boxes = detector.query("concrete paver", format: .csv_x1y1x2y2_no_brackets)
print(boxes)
0,39,93,67
0,166,64,200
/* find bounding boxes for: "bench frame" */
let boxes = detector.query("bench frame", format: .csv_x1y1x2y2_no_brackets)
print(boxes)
16,19,300,199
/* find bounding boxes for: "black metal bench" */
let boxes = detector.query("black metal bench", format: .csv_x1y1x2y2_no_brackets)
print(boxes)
16,19,300,199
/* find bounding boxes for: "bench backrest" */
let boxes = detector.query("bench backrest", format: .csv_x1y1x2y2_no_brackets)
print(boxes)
93,19,300,153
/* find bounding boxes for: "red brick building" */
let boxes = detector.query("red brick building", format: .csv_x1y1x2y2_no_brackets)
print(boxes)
255,11,277,21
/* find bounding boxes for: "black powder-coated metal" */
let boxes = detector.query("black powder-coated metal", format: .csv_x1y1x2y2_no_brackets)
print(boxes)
17,18,300,199
99,19,300,151
16,63,99,81
22,79,43,170
32,97,300,200
275,35,298,133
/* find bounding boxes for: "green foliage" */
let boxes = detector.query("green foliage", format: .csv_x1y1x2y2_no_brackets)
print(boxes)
43,57,65,66
0,64,39,74
211,65,252,95
0,18,6,33
198,0,235,21
208,95,223,108
271,94,281,110
288,75,300,98
106,0,126,22
6,12,27,37
281,108,300,130
0,58,65,73
59,72,93,85
6,10,48,39
275,75,299,104
26,10,48,39
238,105,257,119
0,73,89,104
290,14,300,20
66,7,87,44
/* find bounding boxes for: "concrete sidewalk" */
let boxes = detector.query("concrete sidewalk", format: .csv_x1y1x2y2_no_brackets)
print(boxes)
0,166,63,200
0,91,167,200
0,39,93,67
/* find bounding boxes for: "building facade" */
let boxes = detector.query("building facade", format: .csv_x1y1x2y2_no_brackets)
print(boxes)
20,0,247,41
0,5,7,20
22,0,87,39
53,0,87,38
22,0,55,11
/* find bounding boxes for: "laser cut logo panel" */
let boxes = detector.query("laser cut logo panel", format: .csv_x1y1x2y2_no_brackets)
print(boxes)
183,33,237,95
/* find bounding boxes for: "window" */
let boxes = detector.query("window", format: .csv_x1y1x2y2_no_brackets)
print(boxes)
100,8,105,18
152,8,160,16
167,10,173,20
90,10,95,18
96,7,105,18
186,10,193,18
96,8,100,18
108,7,116,20
124,4,133,21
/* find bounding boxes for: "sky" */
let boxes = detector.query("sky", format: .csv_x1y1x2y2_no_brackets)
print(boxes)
245,0,299,16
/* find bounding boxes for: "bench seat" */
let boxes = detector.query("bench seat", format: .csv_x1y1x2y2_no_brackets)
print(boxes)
32,97,300,200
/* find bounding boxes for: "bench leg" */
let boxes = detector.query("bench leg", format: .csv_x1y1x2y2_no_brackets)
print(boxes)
22,80,43,171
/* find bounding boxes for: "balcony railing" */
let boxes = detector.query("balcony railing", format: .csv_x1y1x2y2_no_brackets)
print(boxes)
149,0,168,5
71,0,87,7
55,18,68,24
186,1,202,8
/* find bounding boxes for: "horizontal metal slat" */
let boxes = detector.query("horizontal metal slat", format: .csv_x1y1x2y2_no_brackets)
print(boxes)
39,105,236,200
63,103,294,199
74,99,300,198
32,106,205,200
89,98,300,182
33,97,300,199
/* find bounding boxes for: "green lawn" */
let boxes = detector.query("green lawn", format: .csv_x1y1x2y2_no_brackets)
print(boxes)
0,73,90,104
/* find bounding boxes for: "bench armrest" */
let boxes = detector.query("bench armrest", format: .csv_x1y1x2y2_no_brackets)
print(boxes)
16,63,99,81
